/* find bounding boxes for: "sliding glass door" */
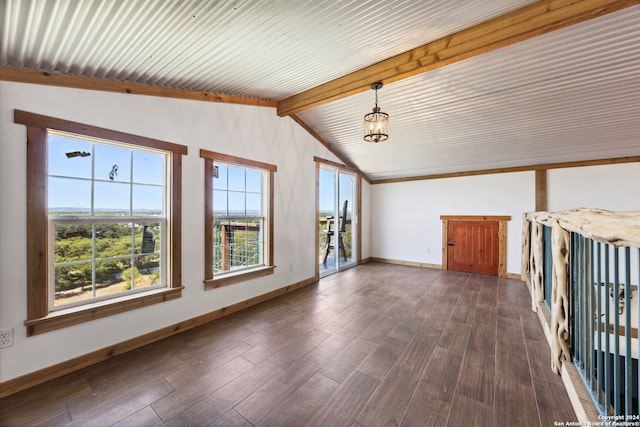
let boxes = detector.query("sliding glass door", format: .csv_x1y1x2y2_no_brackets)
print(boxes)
318,166,357,277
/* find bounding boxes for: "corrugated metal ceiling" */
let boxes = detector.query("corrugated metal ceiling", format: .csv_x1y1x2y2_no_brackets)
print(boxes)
0,0,535,99
299,4,640,180
2,0,639,181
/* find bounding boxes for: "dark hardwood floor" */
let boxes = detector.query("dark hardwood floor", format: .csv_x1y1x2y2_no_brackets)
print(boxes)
0,263,576,426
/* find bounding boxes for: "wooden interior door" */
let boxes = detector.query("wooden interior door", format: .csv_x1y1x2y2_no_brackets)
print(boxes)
447,220,500,276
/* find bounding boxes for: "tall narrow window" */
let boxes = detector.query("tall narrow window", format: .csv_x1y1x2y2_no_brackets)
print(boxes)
201,150,276,289
15,110,186,336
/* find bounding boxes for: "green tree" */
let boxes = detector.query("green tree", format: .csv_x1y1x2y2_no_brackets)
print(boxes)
55,263,92,292
122,266,142,291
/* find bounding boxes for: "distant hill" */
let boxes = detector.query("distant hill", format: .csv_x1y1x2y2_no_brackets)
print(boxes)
49,208,162,214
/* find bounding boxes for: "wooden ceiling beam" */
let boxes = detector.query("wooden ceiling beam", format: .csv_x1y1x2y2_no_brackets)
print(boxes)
0,66,277,108
277,0,639,116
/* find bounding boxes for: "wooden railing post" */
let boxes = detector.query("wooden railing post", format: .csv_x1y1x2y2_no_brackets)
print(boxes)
530,221,545,313
521,213,531,284
550,220,571,374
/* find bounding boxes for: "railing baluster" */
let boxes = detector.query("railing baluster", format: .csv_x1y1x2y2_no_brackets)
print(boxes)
577,234,583,367
583,235,588,373
571,232,575,360
605,244,611,414
624,247,632,416
582,235,586,369
596,242,603,407
585,239,595,392
585,236,590,375
590,238,595,390
614,247,621,414
573,232,579,365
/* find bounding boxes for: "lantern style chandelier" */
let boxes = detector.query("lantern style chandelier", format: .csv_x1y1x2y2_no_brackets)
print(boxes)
363,82,389,143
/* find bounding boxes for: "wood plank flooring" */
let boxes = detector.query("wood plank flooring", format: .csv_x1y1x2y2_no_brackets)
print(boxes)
0,263,576,426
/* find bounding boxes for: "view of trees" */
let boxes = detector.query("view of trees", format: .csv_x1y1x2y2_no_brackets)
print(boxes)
54,222,161,303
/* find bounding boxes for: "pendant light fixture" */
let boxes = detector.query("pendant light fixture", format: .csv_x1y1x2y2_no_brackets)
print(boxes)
363,82,389,143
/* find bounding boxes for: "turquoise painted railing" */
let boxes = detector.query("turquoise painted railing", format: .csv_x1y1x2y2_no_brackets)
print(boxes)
571,234,639,416
523,209,640,418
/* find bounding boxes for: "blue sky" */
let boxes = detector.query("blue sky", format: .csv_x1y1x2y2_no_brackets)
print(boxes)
213,163,263,216
48,132,355,217
319,168,354,215
48,132,165,213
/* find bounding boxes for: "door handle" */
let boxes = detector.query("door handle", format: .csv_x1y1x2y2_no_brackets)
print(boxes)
447,243,455,246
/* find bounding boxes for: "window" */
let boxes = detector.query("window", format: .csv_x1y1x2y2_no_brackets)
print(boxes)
15,110,187,336
48,131,168,309
201,150,276,289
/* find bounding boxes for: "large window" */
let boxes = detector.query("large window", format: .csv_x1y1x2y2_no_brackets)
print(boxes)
15,110,186,336
48,131,167,309
201,150,276,289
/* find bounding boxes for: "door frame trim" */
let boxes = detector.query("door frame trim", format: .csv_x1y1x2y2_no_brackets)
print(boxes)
440,215,511,277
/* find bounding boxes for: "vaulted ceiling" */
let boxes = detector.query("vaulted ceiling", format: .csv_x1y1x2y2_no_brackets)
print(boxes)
2,0,639,182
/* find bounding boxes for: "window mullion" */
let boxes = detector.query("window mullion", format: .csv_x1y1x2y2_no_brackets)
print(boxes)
90,143,96,299
90,142,96,215
225,166,229,217
129,150,135,290
92,223,97,298
161,217,167,286
129,223,134,290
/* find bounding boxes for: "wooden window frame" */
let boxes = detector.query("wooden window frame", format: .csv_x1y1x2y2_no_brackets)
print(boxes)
14,110,187,336
200,149,276,290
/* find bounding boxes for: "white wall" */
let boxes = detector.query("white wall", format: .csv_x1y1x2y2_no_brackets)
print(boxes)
0,81,344,382
370,172,535,275
360,178,371,260
549,163,640,287
370,162,640,276
548,163,640,211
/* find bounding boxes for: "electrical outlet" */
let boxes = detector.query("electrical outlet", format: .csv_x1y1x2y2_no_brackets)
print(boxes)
0,328,14,349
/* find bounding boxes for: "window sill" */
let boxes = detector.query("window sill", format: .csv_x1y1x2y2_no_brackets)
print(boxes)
24,286,183,336
204,266,275,290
